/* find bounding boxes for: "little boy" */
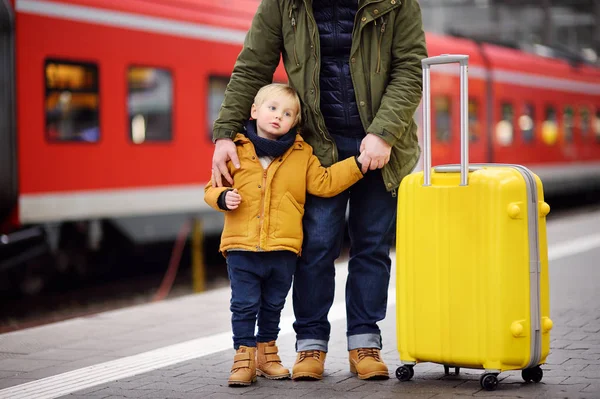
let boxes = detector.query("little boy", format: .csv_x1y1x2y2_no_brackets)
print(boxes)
204,83,365,387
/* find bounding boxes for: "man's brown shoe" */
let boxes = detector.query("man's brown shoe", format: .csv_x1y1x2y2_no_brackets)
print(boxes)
292,350,326,380
228,346,257,387
256,341,290,379
349,348,390,380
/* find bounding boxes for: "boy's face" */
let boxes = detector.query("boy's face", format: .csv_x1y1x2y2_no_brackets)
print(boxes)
250,94,298,140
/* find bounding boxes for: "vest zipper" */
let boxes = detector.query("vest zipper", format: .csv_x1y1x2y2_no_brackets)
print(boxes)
306,4,336,162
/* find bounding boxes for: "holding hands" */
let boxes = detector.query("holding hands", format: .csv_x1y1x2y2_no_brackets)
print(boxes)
357,133,392,174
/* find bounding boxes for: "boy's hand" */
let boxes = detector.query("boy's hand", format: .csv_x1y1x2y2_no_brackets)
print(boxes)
225,189,242,210
357,152,367,169
357,152,370,174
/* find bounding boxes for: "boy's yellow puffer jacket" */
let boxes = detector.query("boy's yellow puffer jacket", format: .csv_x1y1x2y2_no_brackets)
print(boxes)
204,133,364,255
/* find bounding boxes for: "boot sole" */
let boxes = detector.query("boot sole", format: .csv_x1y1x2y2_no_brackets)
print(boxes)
350,363,390,380
357,371,390,380
350,367,390,380
257,369,290,380
228,376,257,387
291,372,323,381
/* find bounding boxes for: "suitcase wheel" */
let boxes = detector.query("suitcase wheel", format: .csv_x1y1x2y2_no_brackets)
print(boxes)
395,365,414,382
479,373,499,391
443,365,460,376
521,366,543,383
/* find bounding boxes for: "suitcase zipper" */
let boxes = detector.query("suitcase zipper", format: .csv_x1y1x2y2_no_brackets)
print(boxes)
509,164,542,369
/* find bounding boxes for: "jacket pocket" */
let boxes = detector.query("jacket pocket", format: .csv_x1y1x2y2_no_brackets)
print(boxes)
376,17,388,74
223,202,249,238
284,3,300,67
274,191,304,239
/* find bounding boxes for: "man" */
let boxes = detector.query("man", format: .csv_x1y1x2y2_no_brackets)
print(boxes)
211,0,427,381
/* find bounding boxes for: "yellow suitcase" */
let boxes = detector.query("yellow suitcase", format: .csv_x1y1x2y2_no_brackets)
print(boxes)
395,55,552,391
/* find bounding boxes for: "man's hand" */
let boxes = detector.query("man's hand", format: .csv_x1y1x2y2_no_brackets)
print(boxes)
225,189,242,210
358,134,392,174
212,138,240,187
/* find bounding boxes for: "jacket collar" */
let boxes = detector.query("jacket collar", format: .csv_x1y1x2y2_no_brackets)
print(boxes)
303,0,393,7
233,130,304,144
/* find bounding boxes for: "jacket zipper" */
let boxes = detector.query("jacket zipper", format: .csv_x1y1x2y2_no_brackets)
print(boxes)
376,17,386,74
361,50,371,116
258,162,272,250
257,144,297,249
355,3,373,121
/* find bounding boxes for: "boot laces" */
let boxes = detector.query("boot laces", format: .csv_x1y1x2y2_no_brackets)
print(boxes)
357,348,381,361
298,350,321,362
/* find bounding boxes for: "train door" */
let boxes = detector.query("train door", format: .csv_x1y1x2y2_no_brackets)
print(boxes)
0,0,17,223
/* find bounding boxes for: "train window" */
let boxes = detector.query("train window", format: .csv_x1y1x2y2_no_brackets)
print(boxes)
542,106,558,145
580,108,590,138
519,103,535,143
208,76,230,141
45,60,99,142
595,109,600,143
468,99,480,142
563,106,574,143
434,96,451,143
495,102,514,146
128,67,173,144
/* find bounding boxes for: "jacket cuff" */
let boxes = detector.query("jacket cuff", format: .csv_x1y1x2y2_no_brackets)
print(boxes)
212,128,238,143
354,156,365,175
366,123,400,147
217,189,234,210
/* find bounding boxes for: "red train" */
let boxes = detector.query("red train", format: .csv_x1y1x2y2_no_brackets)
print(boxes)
1,0,600,288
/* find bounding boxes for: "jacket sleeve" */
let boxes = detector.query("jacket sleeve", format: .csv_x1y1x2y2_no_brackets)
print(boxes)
306,153,364,198
204,167,234,212
212,0,284,142
366,0,428,147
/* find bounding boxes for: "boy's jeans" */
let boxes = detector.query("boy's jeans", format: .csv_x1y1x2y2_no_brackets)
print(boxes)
292,133,398,352
227,250,296,349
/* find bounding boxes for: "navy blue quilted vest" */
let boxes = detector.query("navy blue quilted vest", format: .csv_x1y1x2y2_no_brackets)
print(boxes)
312,0,364,138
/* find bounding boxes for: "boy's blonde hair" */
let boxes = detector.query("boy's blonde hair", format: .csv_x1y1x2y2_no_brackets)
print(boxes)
253,83,302,126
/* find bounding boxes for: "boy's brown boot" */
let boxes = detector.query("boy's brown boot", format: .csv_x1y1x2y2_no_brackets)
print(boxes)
228,346,257,387
256,341,290,379
349,348,390,380
292,350,326,380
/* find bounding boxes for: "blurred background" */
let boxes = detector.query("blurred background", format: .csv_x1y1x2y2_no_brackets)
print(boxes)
1,0,599,333
421,0,599,64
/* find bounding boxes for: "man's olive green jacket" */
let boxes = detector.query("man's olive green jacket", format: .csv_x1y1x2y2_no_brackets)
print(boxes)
213,0,428,192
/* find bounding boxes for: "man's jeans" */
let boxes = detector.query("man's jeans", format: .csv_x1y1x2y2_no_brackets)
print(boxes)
227,251,296,349
292,134,398,352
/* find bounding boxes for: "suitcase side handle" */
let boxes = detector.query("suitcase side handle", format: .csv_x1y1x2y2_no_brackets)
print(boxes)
422,54,469,186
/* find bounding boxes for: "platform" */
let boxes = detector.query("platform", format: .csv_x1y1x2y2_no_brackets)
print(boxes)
0,208,599,398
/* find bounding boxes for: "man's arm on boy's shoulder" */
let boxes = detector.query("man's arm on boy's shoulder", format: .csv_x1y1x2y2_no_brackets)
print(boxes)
305,152,364,198
212,0,284,141
366,0,428,147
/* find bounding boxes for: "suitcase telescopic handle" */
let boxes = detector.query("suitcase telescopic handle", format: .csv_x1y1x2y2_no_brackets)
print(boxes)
421,54,469,186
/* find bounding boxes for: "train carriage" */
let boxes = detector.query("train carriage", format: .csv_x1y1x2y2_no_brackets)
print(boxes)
1,0,600,290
